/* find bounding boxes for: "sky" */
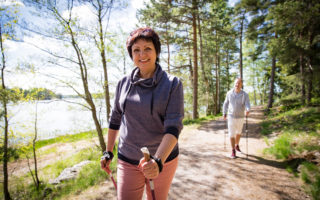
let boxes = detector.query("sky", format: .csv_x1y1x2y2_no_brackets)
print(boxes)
2,0,238,95
2,0,149,95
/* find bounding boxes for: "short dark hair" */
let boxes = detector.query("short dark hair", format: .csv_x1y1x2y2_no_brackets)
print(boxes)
126,27,161,63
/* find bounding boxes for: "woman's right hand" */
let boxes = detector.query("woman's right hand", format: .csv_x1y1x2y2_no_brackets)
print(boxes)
100,151,114,174
100,158,112,174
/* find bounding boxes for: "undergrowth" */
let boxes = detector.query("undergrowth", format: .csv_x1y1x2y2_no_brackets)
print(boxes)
1,146,117,200
262,105,320,200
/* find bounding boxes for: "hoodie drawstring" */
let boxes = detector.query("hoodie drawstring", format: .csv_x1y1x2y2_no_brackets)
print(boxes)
150,90,154,115
122,84,133,115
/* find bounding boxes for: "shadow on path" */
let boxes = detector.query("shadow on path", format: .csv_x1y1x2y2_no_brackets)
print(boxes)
238,154,287,170
169,106,309,200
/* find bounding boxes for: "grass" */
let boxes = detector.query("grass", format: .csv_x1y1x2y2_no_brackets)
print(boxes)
300,162,320,199
1,129,108,162
35,129,107,150
183,114,222,125
2,144,117,200
0,112,240,199
262,105,320,200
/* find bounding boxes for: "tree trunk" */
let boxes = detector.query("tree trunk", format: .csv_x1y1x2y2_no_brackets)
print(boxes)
307,57,313,106
68,24,106,152
252,73,257,105
226,49,230,91
197,14,209,114
267,56,276,109
239,12,245,81
214,31,220,115
97,8,111,123
300,52,305,105
33,101,40,189
166,25,170,73
186,29,193,87
0,25,12,200
192,0,198,119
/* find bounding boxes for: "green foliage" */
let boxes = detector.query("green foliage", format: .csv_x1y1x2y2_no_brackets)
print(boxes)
34,129,105,149
3,143,117,200
264,133,293,159
311,97,320,106
0,146,20,161
137,0,238,116
260,120,272,135
0,87,22,106
183,114,222,125
262,107,320,138
262,106,320,200
300,162,320,200
276,94,302,112
0,129,107,163
22,87,60,101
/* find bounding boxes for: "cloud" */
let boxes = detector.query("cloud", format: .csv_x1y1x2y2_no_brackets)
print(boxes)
130,0,149,9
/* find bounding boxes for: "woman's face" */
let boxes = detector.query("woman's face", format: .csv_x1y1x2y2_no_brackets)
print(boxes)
132,39,157,72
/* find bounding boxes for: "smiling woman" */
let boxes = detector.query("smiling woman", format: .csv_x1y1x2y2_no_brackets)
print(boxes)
127,28,160,78
100,27,184,200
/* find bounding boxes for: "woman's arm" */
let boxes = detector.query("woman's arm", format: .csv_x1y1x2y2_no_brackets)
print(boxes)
154,134,178,163
140,134,177,179
107,128,119,152
101,128,118,173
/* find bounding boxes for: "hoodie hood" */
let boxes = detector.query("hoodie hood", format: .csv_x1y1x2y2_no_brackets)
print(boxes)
130,64,164,88
122,64,164,115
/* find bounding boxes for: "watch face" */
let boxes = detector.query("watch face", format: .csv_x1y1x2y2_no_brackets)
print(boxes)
103,152,111,160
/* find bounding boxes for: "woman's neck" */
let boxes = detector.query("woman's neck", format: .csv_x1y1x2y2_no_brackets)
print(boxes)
139,65,156,79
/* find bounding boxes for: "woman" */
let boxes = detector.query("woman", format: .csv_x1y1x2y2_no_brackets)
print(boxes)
100,27,184,200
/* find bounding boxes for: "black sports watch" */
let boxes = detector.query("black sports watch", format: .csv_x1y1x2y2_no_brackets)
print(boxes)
152,156,163,173
101,151,114,161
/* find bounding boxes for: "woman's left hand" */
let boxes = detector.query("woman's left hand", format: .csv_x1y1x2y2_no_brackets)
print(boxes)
139,158,160,179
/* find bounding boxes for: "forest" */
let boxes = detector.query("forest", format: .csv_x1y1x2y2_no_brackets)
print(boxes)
1,0,320,199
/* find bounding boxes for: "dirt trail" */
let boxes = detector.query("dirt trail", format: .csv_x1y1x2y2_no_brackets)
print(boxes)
169,106,309,200
69,106,310,200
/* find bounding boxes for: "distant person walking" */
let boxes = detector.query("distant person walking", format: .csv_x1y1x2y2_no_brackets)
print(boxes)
223,78,250,158
100,27,184,200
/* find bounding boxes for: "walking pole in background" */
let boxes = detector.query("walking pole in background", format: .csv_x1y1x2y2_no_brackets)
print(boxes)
224,119,227,150
246,115,248,159
141,147,156,200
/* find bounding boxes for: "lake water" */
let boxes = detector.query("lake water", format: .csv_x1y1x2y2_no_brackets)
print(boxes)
7,98,108,142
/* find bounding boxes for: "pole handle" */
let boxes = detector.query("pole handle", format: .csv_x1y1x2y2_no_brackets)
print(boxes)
141,147,150,162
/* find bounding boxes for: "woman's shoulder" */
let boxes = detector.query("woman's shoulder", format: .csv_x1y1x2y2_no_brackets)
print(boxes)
162,73,183,90
115,74,131,91
163,72,181,84
117,73,131,84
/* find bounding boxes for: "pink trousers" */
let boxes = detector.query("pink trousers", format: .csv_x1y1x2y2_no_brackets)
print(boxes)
117,157,178,200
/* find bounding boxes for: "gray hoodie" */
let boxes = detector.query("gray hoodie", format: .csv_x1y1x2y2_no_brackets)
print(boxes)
223,89,250,119
109,64,184,164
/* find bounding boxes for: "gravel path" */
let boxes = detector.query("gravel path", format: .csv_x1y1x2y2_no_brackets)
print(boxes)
66,106,310,200
169,106,310,200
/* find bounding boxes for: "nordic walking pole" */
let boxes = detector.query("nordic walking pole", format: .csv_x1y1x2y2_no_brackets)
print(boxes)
106,169,117,190
224,119,227,150
101,153,117,191
141,147,156,200
246,115,248,159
